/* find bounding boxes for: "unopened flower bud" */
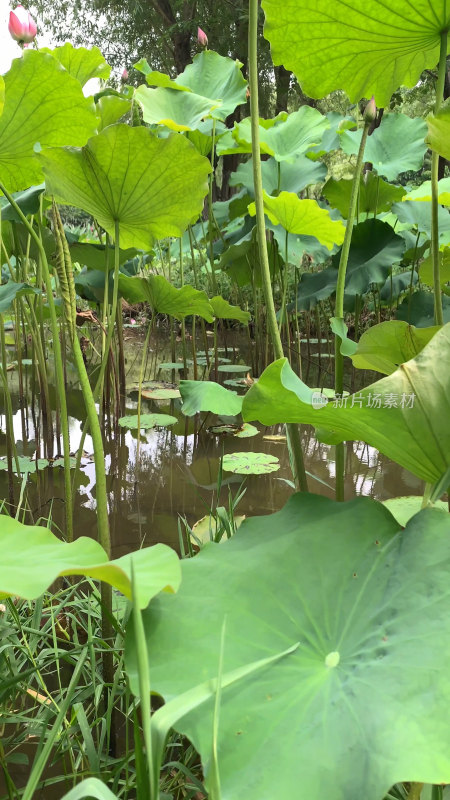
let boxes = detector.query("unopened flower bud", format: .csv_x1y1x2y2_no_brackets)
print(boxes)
8,5,37,44
197,27,208,47
121,68,129,81
364,96,377,124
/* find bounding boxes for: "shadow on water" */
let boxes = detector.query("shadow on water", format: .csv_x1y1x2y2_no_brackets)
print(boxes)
0,327,424,557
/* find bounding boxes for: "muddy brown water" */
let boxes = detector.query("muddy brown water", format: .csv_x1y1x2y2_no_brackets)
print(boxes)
0,327,424,555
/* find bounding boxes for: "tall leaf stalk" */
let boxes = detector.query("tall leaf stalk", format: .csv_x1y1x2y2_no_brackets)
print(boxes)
248,0,308,492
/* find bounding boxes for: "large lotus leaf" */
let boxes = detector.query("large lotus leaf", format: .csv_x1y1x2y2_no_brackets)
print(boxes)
41,43,111,86
96,95,131,130
309,112,356,156
228,107,329,162
420,247,450,288
242,324,450,484
268,222,332,265
70,242,140,271
125,492,450,800
331,219,406,296
396,290,450,327
118,275,214,322
174,51,248,122
210,296,251,324
0,516,180,609
0,50,97,192
218,227,281,288
341,115,428,181
403,177,450,206
229,154,327,196
0,281,40,313
426,107,450,160
323,174,406,218
0,184,45,221
391,201,450,242
351,321,440,374
261,0,450,106
180,381,243,416
287,268,337,313
39,125,211,249
145,70,190,90
135,86,218,131
379,270,418,304
248,192,345,250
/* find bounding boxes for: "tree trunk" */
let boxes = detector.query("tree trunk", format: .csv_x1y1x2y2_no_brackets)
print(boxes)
274,65,292,114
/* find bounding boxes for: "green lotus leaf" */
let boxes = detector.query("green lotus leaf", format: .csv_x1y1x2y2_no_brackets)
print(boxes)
351,320,440,374
403,177,450,206
341,115,428,181
261,0,450,106
217,364,251,373
39,125,211,249
70,242,140,271
0,457,49,473
243,324,450,483
420,247,450,288
174,51,248,122
135,85,218,131
230,154,327,196
0,76,4,117
141,387,181,399
41,43,111,86
124,492,450,800
287,267,338,313
379,270,418,304
396,290,450,327
222,452,279,474
0,50,97,192
249,191,345,249
383,496,448,526
0,515,181,609
0,184,45,221
330,318,357,356
96,95,131,130
180,381,243,416
331,219,405,297
145,70,190,91
118,275,214,321
0,281,40,313
323,173,406,218
210,295,251,324
426,107,450,160
118,413,177,429
392,201,450,242
228,107,329,162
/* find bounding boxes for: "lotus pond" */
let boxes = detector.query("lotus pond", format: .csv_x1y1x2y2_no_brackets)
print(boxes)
1,1,450,799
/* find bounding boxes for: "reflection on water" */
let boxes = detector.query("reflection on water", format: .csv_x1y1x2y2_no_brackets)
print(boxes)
0,329,424,554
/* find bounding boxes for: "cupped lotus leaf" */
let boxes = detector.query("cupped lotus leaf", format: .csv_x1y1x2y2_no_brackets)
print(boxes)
180,381,243,416
231,107,329,162
135,86,218,131
118,413,178,429
96,95,131,130
0,184,45,221
125,492,450,800
341,115,428,181
41,43,111,85
249,191,345,250
351,321,440,374
420,247,450,288
323,174,406,218
210,295,251,324
392,200,450,241
39,125,211,249
222,452,280,474
243,324,450,484
426,107,450,160
379,271,418,304
331,219,405,296
0,50,97,192
230,154,326,196
0,281,40,313
118,275,214,321
174,51,248,122
262,0,450,106
404,177,450,206
0,515,181,609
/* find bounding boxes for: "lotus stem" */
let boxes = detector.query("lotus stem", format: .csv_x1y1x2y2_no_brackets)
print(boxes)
430,30,447,326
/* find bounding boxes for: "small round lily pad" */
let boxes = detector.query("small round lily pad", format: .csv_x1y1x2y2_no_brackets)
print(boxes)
207,423,259,438
217,364,251,373
158,362,186,371
222,452,280,474
141,387,181,400
118,413,177,430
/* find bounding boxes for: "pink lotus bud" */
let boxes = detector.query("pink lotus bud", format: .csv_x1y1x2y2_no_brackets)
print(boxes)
8,5,37,43
130,318,136,325
121,68,129,81
364,95,377,123
197,27,208,47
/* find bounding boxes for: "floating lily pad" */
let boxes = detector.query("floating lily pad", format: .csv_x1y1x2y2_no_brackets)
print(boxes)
222,452,280,474
224,378,249,389
0,457,49,473
118,413,177,430
158,362,186,371
217,364,251,373
207,423,259,438
141,387,181,400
